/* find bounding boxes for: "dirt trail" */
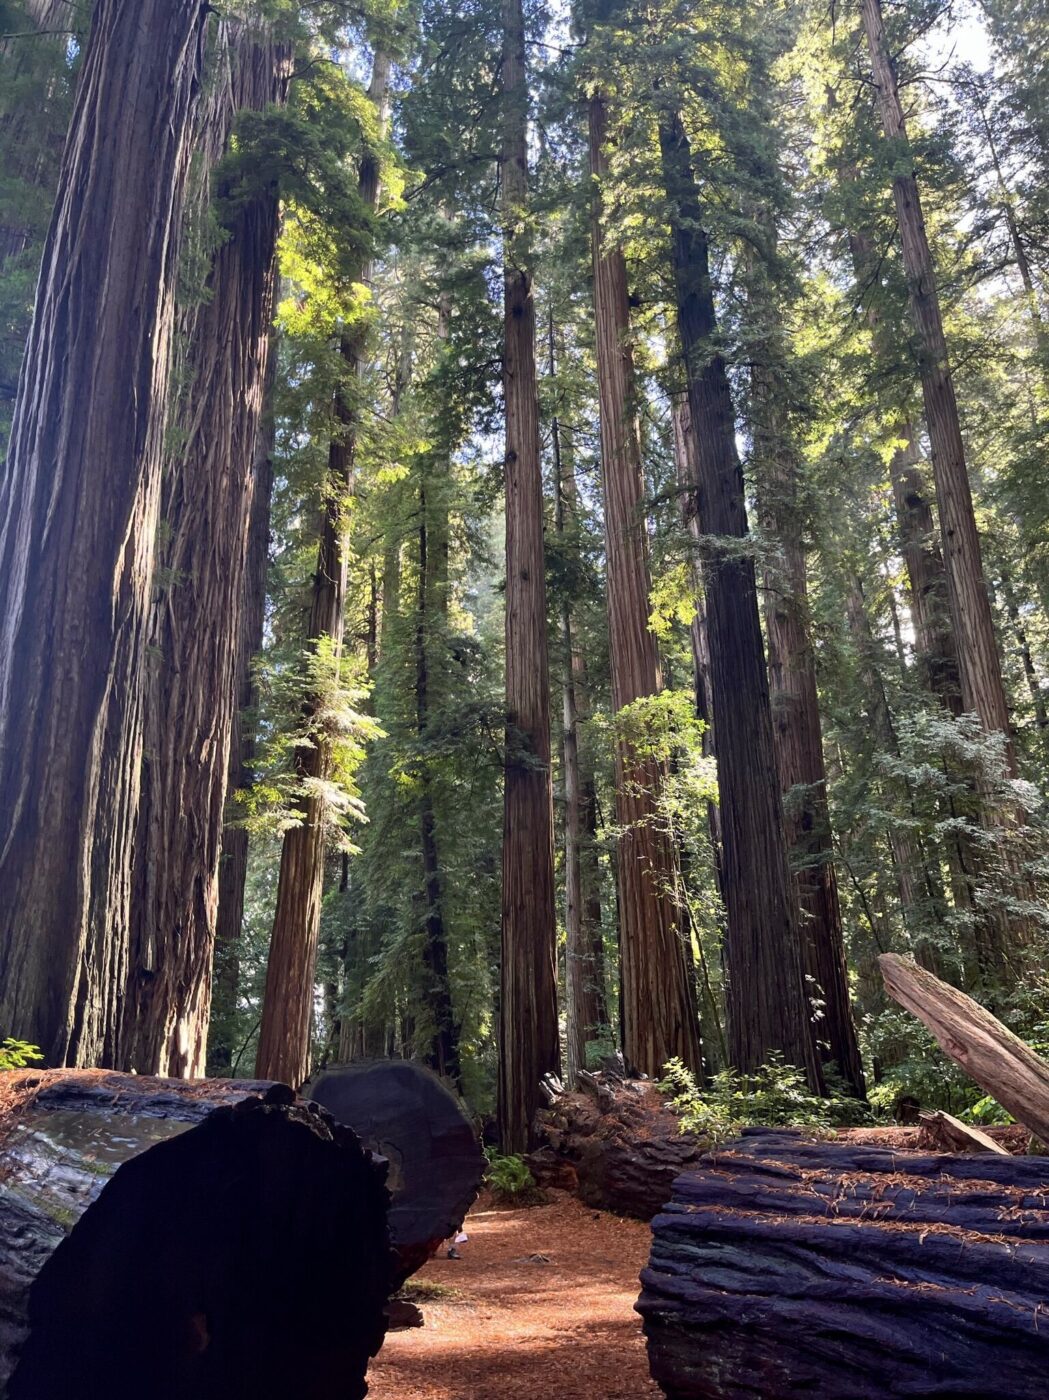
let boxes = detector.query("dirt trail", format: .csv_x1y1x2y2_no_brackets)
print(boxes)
368,1191,660,1399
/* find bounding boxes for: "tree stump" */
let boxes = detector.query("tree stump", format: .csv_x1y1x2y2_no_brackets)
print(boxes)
538,1068,705,1219
638,1128,1049,1398
0,1072,391,1399
305,1059,484,1284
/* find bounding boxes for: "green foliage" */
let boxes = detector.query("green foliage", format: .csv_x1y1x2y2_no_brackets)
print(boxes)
661,1054,861,1143
0,1038,43,1071
483,1148,541,1203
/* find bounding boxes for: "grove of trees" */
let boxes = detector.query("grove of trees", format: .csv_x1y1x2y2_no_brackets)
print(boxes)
2,0,1048,1143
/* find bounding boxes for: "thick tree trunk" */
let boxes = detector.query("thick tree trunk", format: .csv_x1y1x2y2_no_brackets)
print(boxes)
256,53,392,1088
125,24,292,1078
749,266,863,1096
551,321,606,1081
639,1129,1049,1400
589,94,701,1080
658,109,817,1086
861,0,1015,764
497,0,560,1152
210,342,279,1076
0,0,208,1066
0,1073,391,1400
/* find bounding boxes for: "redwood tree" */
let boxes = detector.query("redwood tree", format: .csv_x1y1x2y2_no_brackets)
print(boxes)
124,21,292,1077
588,94,702,1079
255,52,392,1087
860,0,1015,762
658,108,819,1086
497,0,560,1151
0,0,208,1065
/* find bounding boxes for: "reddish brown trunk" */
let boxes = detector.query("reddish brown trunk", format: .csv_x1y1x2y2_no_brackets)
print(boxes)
255,53,392,1087
658,108,818,1087
589,94,701,1080
0,0,208,1065
497,0,559,1150
751,334,864,1096
210,340,278,1075
124,24,292,1077
861,0,1014,766
552,322,606,1080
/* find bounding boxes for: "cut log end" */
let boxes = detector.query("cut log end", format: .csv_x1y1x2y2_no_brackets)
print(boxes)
1,1075,392,1400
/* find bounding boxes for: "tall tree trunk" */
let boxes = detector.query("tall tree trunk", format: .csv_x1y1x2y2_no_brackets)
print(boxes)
551,318,606,1082
497,0,560,1150
861,0,1015,765
671,398,725,890
417,293,460,1085
255,52,392,1087
209,338,279,1075
589,94,701,1079
750,305,864,1096
658,108,819,1087
123,23,292,1077
0,0,208,1066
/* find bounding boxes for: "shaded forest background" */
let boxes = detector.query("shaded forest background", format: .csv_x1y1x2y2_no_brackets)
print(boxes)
1,0,1048,1150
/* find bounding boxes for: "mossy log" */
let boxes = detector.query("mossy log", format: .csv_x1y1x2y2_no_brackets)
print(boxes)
0,1072,391,1399
638,1128,1049,1399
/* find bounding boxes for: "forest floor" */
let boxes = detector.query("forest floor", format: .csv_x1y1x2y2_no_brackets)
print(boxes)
367,1190,660,1400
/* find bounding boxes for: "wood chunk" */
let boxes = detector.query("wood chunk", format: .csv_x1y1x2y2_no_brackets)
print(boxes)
918,1108,1011,1154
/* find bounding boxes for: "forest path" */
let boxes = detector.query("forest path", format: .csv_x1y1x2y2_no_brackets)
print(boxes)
368,1190,660,1399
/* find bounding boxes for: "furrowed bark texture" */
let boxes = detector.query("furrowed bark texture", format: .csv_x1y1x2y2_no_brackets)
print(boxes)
497,0,560,1151
255,53,392,1088
861,0,1014,764
590,95,701,1080
639,1129,1049,1399
417,299,460,1085
0,0,208,1065
552,327,607,1081
750,275,863,1096
659,109,818,1086
210,344,279,1075
125,25,292,1078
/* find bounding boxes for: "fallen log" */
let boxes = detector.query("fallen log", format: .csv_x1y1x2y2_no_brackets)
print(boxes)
0,1072,391,1400
638,1128,1049,1399
538,1067,705,1219
918,1108,1010,1154
305,1059,484,1283
880,951,1049,1146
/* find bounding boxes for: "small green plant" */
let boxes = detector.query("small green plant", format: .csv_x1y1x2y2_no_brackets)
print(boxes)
483,1148,543,1205
0,1038,43,1071
660,1054,842,1144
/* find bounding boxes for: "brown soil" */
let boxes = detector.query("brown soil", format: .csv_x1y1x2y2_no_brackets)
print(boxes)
367,1191,659,1400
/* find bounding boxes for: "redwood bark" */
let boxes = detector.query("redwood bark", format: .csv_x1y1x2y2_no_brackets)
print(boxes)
124,24,292,1077
255,53,392,1087
552,324,606,1081
210,341,279,1075
497,0,560,1151
658,109,818,1086
753,364,864,1097
861,0,1014,765
0,0,208,1065
589,94,701,1080
417,298,459,1085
